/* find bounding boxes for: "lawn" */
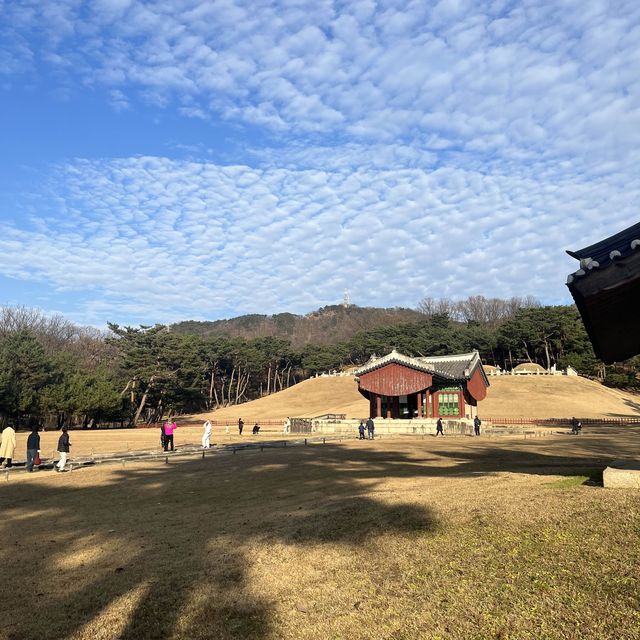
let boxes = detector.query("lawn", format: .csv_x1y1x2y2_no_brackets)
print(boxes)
1,429,639,640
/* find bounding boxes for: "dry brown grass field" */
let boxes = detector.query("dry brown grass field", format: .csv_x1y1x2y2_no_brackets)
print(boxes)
192,375,640,423
2,426,640,640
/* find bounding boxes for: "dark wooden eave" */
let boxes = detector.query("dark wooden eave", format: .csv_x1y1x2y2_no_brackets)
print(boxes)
566,221,640,363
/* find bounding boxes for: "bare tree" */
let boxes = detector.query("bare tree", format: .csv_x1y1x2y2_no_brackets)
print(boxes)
417,295,540,326
416,297,457,320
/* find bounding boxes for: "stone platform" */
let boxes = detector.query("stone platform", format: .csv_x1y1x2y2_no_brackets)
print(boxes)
603,460,640,488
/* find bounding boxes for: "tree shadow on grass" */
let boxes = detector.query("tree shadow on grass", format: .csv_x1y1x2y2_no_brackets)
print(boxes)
385,429,640,480
604,395,640,416
0,445,439,640
5,430,638,639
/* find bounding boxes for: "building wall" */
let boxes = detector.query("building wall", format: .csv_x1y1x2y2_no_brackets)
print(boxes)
466,367,488,401
358,363,433,396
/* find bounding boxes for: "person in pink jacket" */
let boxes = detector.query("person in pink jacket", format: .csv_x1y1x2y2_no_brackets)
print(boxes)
163,418,176,451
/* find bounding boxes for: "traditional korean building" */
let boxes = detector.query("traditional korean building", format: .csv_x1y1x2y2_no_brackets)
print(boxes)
566,221,640,363
354,350,489,419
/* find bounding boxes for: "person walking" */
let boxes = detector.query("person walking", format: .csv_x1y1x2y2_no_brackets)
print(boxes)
26,425,40,472
202,419,212,449
366,417,375,440
474,415,481,436
358,420,366,440
0,424,17,468
436,417,444,436
163,418,176,451
55,427,71,472
238,418,244,436
160,422,166,450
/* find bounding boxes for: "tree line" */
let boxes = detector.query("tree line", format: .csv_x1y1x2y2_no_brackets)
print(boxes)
1,300,638,429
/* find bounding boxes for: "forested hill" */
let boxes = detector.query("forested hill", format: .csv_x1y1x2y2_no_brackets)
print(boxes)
3,301,639,430
171,305,424,347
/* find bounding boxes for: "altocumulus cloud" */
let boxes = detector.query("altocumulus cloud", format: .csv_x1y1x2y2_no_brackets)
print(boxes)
0,1,639,324
0,156,638,326
3,0,640,164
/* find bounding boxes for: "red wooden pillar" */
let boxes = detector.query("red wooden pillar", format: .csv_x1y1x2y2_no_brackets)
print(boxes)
417,391,423,418
425,390,430,417
376,394,382,418
458,391,465,418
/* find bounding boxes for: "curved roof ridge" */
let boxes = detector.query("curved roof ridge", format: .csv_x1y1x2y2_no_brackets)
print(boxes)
419,351,478,362
355,349,483,380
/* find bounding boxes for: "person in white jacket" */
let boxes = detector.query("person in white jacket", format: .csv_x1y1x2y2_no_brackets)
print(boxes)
202,420,212,449
0,425,17,467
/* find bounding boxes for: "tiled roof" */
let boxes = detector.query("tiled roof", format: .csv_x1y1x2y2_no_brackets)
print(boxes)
566,221,640,284
355,350,434,375
417,352,483,380
354,349,486,382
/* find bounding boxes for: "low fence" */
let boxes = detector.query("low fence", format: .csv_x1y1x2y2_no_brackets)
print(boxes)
485,417,640,426
135,420,286,430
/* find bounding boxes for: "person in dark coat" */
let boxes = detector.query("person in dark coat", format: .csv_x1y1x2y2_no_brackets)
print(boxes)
436,418,444,436
238,418,244,435
252,423,260,435
570,417,582,435
160,422,166,450
26,426,40,472
358,421,366,440
474,416,481,436
55,427,71,472
366,417,375,440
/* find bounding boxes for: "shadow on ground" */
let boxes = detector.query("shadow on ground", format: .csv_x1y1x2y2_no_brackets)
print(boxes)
1,444,440,640
2,426,639,639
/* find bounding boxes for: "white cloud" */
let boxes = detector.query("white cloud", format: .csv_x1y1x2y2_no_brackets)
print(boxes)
0,156,638,326
2,0,639,168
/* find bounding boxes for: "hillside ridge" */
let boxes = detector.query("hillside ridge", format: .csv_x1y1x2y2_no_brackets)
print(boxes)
171,304,424,347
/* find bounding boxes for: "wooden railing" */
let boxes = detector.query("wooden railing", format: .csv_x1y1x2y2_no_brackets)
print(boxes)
484,417,640,426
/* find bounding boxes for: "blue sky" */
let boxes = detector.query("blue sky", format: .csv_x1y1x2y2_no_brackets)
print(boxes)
1,0,639,327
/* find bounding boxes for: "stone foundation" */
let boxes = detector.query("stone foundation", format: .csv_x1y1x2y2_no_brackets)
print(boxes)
310,418,474,436
603,460,640,489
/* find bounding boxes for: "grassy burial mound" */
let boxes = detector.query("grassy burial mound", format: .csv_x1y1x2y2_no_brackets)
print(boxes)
2,431,639,640
200,375,368,423
482,375,640,419
194,374,640,423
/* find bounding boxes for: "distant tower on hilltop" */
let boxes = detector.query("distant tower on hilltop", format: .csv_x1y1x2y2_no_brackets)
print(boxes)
343,289,351,307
